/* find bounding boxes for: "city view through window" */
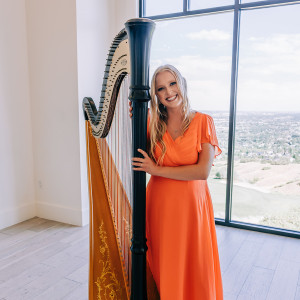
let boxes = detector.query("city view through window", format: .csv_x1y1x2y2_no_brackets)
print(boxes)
149,3,300,232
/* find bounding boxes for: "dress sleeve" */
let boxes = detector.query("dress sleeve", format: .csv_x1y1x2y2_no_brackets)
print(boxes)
197,114,222,159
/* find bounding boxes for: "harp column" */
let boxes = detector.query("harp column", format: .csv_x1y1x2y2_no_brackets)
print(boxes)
125,18,155,300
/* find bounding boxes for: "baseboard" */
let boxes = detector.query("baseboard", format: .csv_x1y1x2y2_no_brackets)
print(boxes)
81,206,90,226
0,202,36,230
0,202,90,230
36,201,89,226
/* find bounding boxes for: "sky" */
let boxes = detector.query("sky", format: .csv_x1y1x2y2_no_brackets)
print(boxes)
147,2,300,112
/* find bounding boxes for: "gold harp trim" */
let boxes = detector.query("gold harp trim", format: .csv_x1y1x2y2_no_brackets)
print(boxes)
95,136,131,291
86,121,129,300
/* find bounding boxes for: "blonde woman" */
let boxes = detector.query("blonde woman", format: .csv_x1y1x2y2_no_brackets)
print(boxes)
131,64,223,300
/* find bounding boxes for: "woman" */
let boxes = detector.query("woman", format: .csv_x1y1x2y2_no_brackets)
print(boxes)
131,64,223,300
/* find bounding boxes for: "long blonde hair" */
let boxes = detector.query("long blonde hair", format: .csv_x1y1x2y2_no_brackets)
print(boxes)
149,64,192,164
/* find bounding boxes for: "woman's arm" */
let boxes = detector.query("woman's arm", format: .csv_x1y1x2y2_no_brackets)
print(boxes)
132,143,215,181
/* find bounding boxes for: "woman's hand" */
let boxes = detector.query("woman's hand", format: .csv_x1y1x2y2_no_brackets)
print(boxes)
132,149,159,175
129,101,133,118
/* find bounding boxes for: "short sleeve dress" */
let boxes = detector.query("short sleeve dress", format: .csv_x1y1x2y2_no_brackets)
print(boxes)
146,112,223,300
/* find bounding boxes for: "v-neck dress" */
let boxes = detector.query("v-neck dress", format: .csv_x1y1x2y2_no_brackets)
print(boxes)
146,112,223,300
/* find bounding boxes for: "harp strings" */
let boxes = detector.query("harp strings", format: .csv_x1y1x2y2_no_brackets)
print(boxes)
96,75,133,289
108,75,133,205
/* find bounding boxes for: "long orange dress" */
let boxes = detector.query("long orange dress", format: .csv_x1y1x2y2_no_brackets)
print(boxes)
146,112,223,300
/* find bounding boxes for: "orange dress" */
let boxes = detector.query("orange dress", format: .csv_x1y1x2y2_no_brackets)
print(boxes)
146,112,223,300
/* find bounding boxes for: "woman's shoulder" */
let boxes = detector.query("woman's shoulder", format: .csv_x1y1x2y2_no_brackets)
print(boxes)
191,111,214,123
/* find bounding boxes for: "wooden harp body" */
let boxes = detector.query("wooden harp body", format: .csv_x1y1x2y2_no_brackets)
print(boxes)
82,18,159,300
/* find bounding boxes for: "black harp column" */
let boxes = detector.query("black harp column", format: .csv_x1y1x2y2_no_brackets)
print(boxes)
125,18,155,300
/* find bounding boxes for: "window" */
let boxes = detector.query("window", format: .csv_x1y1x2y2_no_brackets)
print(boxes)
232,4,300,231
150,13,233,219
141,0,300,237
146,0,182,16
190,0,234,10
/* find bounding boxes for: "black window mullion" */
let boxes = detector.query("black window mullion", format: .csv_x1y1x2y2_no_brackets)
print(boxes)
183,0,190,12
139,0,145,17
225,0,241,223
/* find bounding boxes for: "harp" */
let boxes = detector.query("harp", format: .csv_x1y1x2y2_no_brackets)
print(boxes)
82,19,159,299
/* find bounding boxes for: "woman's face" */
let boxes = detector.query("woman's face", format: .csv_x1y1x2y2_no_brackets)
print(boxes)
155,70,182,110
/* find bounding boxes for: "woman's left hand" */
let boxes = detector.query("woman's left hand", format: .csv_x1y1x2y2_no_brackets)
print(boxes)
132,149,159,175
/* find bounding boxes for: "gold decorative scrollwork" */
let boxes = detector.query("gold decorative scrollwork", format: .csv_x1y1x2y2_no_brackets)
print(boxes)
95,221,123,300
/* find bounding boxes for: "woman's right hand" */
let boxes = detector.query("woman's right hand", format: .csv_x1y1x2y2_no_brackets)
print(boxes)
129,101,133,118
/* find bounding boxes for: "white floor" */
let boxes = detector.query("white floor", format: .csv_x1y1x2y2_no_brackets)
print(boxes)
0,217,299,300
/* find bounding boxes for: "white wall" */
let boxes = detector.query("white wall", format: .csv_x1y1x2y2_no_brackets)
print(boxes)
26,0,83,225
0,0,36,229
0,0,138,230
76,0,138,225
113,0,139,33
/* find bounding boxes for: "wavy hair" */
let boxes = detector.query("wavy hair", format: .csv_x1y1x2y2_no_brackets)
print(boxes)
148,64,193,164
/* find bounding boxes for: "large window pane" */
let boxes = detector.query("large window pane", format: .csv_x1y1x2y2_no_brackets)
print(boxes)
190,0,233,10
150,13,233,219
232,4,300,231
241,0,273,3
145,0,183,16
